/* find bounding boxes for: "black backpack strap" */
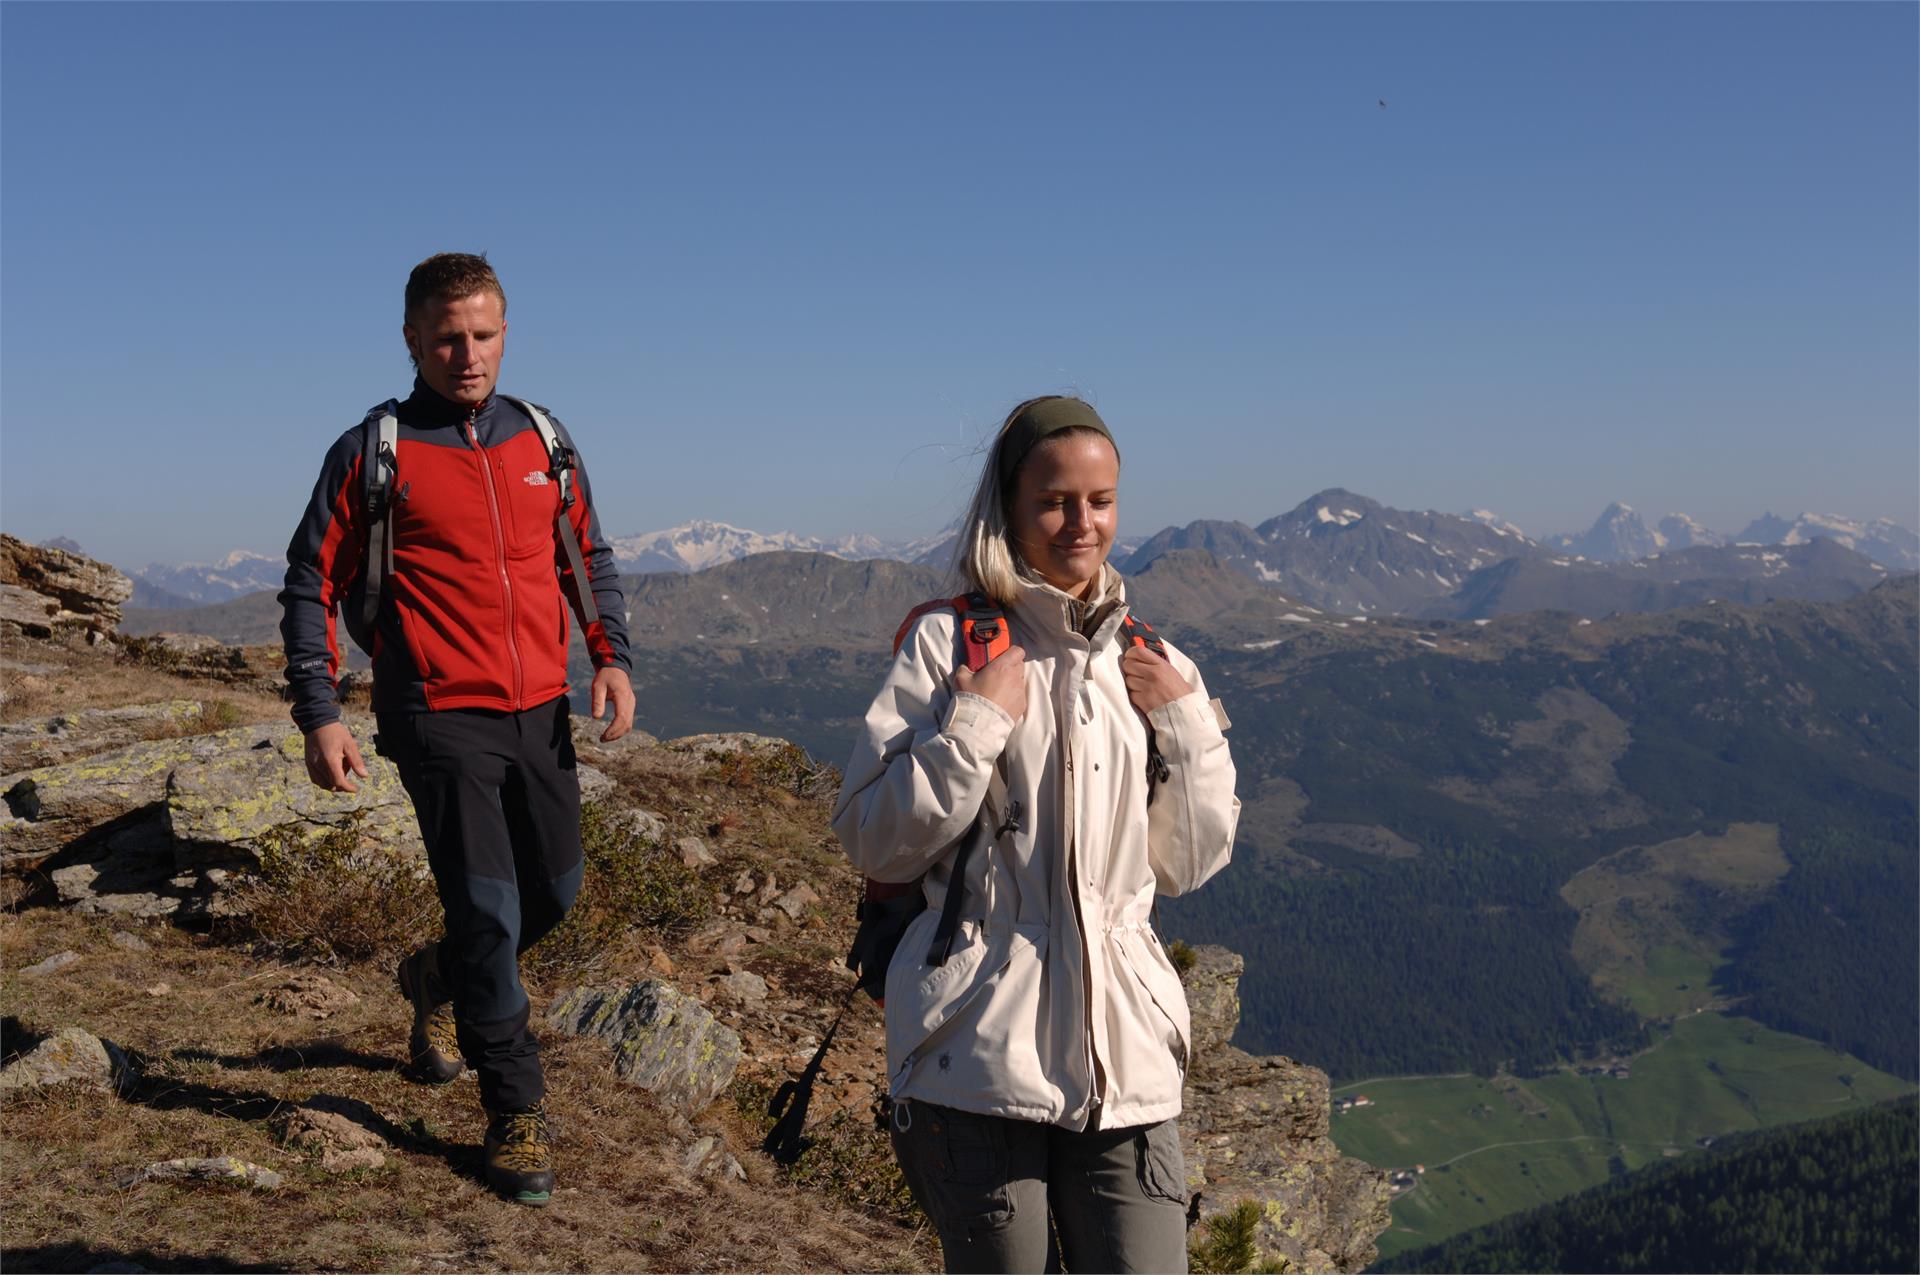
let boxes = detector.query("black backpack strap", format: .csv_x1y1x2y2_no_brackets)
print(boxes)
928,798,1022,967
1120,612,1174,798
502,395,601,631
348,406,400,655
925,593,1015,965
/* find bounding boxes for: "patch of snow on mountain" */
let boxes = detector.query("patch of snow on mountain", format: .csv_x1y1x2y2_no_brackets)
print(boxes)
1465,509,1528,539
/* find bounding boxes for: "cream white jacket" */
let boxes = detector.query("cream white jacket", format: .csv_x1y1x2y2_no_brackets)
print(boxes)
832,574,1239,1130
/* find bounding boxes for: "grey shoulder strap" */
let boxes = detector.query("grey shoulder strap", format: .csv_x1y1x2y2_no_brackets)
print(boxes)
500,395,601,631
354,412,400,649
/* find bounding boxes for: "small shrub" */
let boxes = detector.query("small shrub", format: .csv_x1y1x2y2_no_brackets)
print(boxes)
1167,938,1200,976
1190,1199,1289,1274
224,814,441,966
707,742,837,797
117,635,181,672
195,698,243,732
732,1075,924,1228
523,800,710,981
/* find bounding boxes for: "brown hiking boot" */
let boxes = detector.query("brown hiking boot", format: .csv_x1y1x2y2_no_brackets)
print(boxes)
396,943,464,1083
483,1102,555,1206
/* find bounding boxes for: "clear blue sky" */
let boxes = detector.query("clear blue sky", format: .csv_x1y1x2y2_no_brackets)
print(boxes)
3,2,1914,569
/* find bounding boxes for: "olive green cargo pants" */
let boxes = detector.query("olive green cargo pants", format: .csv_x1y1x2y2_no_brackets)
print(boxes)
890,1099,1190,1274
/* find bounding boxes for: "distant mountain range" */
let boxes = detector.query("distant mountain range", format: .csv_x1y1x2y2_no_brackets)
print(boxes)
604,519,958,575
1545,503,1918,569
1121,488,1555,615
79,495,1920,611
133,550,285,607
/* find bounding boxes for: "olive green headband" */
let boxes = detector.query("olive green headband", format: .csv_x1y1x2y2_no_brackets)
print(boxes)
995,398,1118,491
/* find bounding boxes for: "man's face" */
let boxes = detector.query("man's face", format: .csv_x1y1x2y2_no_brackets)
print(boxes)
404,290,507,408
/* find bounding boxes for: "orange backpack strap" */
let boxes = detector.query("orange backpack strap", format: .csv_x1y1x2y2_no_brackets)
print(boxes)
1120,611,1167,660
893,592,1010,672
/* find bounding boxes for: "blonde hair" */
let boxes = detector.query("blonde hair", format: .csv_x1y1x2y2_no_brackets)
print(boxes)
953,396,1116,607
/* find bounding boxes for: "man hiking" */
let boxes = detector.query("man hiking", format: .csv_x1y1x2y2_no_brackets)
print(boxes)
279,252,635,1206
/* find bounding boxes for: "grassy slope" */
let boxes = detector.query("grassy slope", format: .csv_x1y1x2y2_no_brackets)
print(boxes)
1335,1011,1913,1261
1,636,934,1273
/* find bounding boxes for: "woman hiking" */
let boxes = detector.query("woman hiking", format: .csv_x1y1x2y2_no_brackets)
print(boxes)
833,396,1240,1273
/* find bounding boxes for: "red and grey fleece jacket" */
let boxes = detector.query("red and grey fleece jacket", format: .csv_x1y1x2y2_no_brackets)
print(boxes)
279,381,632,734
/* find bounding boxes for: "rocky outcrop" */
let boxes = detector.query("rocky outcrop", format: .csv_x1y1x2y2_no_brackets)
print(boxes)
0,535,131,640
2,714,442,919
0,701,205,772
547,981,744,1116
1178,945,1393,1274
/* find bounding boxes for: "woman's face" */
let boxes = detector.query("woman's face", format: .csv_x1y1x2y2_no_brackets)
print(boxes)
1008,431,1120,597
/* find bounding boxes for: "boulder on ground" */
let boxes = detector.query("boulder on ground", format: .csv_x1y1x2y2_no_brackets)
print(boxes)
165,723,420,870
0,1026,134,1095
19,950,80,977
547,981,742,1116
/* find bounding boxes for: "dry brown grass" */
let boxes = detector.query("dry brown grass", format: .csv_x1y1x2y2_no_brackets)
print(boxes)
0,908,931,1274
0,632,288,731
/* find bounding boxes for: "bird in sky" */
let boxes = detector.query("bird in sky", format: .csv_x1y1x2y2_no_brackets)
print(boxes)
1378,98,1388,109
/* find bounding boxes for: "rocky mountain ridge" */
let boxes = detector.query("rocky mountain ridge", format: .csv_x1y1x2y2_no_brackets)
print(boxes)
1,538,1389,1273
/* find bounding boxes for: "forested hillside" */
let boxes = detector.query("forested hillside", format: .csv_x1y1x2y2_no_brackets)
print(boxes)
1166,578,1919,1081
1375,1097,1919,1274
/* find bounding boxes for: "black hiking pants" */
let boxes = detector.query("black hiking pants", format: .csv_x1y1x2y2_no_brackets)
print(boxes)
376,696,585,1112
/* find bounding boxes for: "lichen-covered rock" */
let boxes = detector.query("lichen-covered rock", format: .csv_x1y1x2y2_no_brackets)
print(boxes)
165,722,421,870
121,1156,282,1190
1183,944,1244,1059
0,1026,133,1095
0,701,205,772
2,723,283,861
0,535,132,636
547,981,743,1115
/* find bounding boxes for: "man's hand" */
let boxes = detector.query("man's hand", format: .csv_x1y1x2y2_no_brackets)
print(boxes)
952,645,1028,723
1123,646,1193,715
591,665,636,742
305,721,370,793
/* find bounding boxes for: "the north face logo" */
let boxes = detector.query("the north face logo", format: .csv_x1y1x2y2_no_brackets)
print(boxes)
523,471,551,487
